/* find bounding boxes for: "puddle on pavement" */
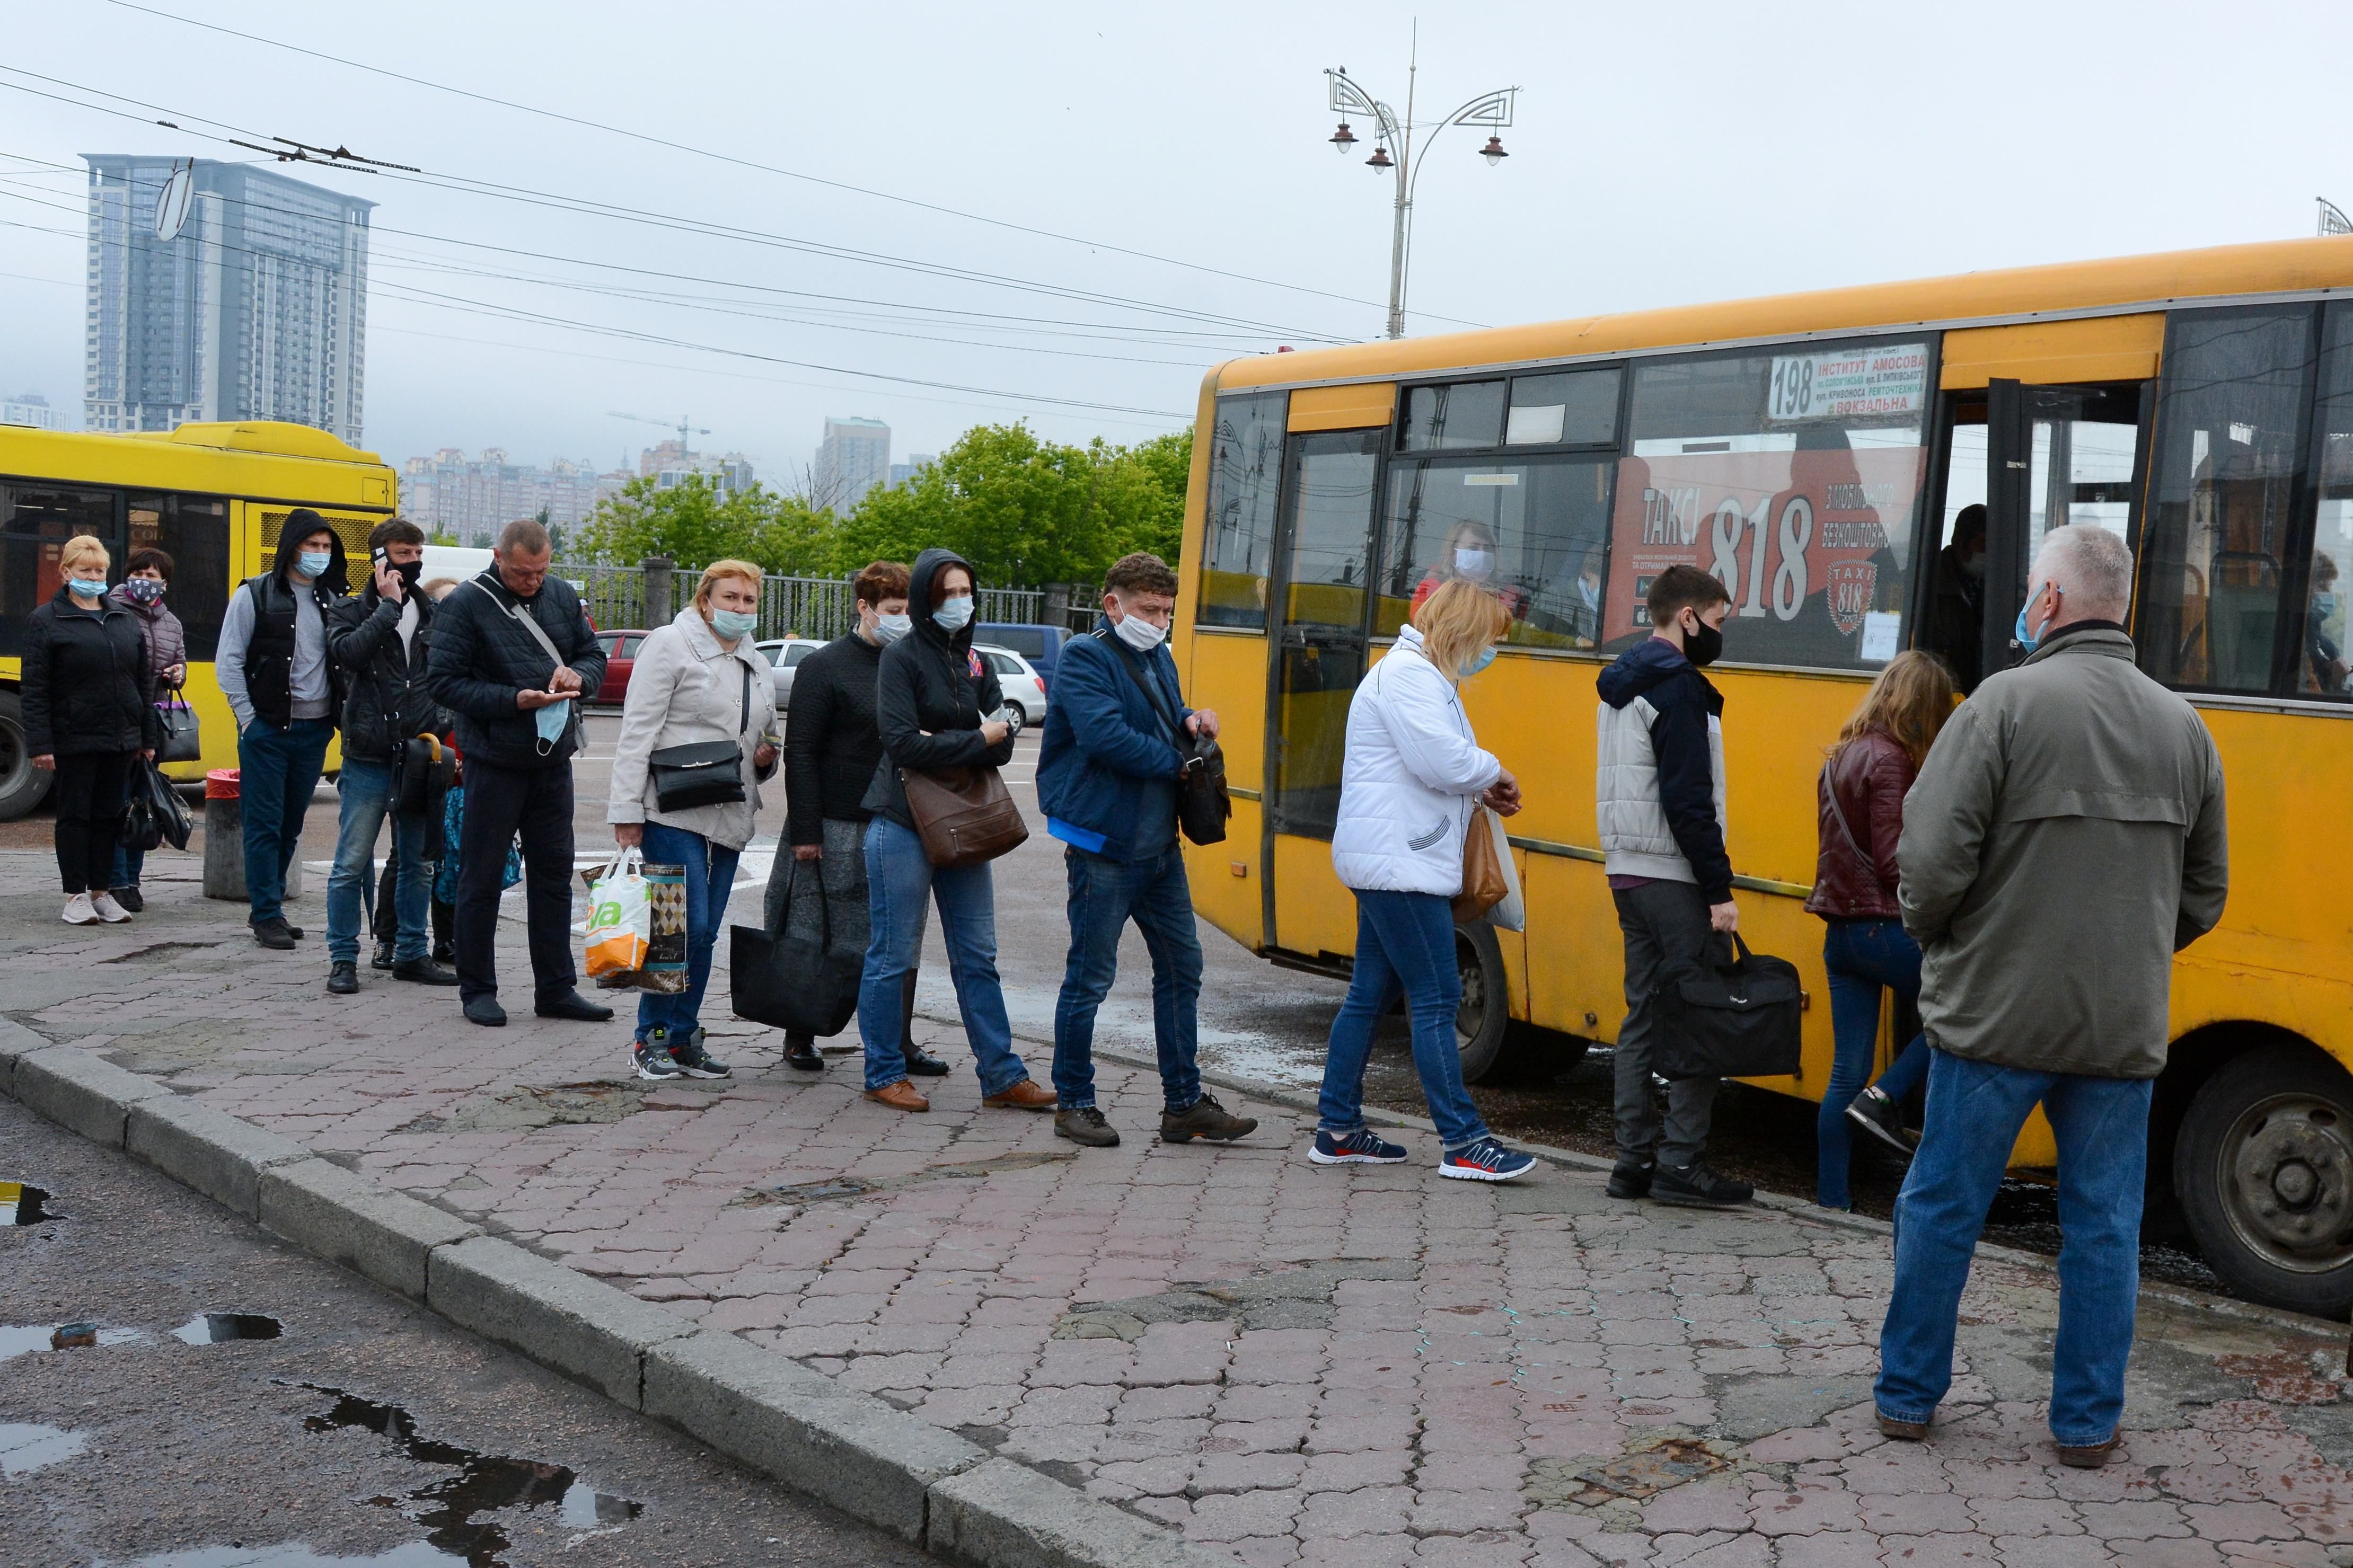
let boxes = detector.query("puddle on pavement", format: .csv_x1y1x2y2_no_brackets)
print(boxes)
738,1148,1078,1208
295,1383,641,1565
173,1312,284,1345
0,1420,89,1477
96,941,224,965
1,1322,143,1360
1,1181,53,1224
105,1545,460,1566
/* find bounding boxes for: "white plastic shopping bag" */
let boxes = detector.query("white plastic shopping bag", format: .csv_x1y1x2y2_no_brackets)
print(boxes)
582,847,651,979
1482,807,1525,933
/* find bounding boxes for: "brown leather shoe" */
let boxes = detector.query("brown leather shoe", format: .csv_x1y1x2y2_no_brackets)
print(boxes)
1875,1412,1929,1442
982,1078,1057,1111
2055,1432,2121,1468
862,1080,930,1113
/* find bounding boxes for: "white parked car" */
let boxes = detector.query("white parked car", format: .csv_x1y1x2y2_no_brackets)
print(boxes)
973,643,1050,729
754,637,827,710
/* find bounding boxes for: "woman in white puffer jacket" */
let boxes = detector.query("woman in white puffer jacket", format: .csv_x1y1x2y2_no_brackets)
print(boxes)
1311,579,1536,1182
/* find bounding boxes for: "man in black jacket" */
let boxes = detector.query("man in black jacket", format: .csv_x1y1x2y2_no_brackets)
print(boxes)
216,510,348,950
424,519,611,1027
323,519,456,996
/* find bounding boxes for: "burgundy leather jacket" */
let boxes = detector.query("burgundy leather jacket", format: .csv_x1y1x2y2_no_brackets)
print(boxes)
1803,728,1916,921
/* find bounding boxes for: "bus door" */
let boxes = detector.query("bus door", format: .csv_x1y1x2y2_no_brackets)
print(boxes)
1263,428,1381,962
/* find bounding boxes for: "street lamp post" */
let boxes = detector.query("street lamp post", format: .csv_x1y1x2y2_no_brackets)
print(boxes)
1324,49,1518,340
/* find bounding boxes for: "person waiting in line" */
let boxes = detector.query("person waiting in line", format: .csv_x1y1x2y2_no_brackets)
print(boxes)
23,535,158,925
1596,563,1752,1209
323,519,456,996
763,560,938,1076
105,547,186,913
1803,650,1955,1210
1408,518,1528,620
427,518,612,1029
1038,551,1258,1150
608,560,779,1080
377,576,461,968
1923,503,1989,691
1310,578,1536,1181
856,548,1056,1114
216,509,349,950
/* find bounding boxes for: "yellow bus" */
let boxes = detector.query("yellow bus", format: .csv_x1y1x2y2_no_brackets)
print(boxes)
1175,236,2353,1316
0,420,397,816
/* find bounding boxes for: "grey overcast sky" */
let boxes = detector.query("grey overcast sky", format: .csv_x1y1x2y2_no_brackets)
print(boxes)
2,0,2347,479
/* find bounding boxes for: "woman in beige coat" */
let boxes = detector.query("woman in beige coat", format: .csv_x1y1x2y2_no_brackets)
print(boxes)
610,560,779,1079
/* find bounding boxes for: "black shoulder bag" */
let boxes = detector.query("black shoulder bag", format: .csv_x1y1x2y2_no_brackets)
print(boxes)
729,857,862,1037
649,661,752,812
1098,630,1230,846
1651,933,1804,1081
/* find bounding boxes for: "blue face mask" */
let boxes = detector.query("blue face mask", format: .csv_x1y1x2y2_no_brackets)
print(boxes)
2316,592,2339,620
1459,645,1497,679
710,608,757,641
534,696,572,754
2014,581,2059,653
296,550,332,580
67,577,108,600
933,596,974,632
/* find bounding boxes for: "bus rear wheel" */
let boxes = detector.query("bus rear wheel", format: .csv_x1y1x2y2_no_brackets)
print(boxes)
2175,1043,2353,1317
0,691,52,822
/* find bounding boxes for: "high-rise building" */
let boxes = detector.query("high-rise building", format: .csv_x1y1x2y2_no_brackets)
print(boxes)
653,453,756,500
888,451,936,490
814,416,889,512
83,156,372,444
400,449,631,546
1,394,59,430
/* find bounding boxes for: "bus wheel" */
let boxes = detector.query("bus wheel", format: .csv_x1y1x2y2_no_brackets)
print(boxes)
1454,921,1512,1083
2175,1042,2353,1317
0,692,52,822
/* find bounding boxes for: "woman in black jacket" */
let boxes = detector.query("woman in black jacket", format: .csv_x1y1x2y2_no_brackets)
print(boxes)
856,548,1055,1114
23,536,158,926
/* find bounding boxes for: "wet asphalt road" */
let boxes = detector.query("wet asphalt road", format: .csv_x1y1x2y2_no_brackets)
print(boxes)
0,1096,928,1568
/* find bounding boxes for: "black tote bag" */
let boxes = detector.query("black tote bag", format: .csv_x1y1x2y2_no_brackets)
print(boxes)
729,858,862,1038
1651,933,1804,1080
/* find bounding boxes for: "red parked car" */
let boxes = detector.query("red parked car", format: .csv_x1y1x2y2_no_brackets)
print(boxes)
593,630,648,706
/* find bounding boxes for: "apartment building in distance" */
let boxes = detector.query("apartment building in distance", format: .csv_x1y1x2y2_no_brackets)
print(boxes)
1,394,60,430
400,450,630,545
889,451,936,489
814,415,889,512
83,156,372,444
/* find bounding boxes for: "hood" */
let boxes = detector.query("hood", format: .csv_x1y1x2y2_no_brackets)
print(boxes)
271,508,351,595
909,546,978,657
1596,634,1692,710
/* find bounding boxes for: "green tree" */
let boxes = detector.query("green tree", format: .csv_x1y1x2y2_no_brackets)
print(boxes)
574,474,835,572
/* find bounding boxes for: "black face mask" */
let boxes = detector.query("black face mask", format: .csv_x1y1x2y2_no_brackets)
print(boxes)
1684,616,1724,668
392,557,423,595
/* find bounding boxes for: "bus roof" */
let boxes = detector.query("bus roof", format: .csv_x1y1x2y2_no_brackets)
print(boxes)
0,420,396,511
1213,235,2353,393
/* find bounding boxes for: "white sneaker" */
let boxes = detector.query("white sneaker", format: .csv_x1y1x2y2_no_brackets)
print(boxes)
89,891,131,923
62,892,96,925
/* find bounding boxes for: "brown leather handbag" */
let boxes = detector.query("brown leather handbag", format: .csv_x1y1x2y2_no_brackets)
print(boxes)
901,764,1030,869
1451,806,1508,924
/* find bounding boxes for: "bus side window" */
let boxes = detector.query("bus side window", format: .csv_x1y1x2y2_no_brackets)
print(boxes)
2292,302,2353,701
0,483,118,658
1200,391,1286,631
1378,457,1611,647
127,494,230,663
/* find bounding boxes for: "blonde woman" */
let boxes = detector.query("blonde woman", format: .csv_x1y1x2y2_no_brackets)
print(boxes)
1802,649,1957,1208
609,559,779,1079
22,535,158,924
1314,578,1535,1181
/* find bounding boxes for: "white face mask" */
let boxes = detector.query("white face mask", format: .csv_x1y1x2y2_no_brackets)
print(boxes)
1113,613,1168,652
1455,546,1494,579
872,612,913,645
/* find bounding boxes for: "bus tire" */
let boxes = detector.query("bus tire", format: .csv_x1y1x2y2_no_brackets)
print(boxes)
0,690,52,822
2174,1042,2353,1318
1454,920,1512,1084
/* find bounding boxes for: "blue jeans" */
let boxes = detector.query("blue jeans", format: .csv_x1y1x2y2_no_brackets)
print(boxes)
111,841,143,890
858,816,1030,1095
325,759,430,966
237,716,333,924
1875,1049,2153,1446
1817,919,1933,1209
635,820,739,1044
1051,845,1203,1113
1317,889,1490,1151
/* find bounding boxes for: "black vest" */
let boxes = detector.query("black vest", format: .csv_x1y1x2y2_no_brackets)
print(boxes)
239,572,343,729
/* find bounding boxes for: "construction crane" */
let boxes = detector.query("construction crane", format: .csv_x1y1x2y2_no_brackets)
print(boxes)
608,412,712,457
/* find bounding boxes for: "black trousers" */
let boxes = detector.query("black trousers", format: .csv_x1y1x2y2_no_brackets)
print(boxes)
453,759,576,1003
375,858,454,951
52,750,133,895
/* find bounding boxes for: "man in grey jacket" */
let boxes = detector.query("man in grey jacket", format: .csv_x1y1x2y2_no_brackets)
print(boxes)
1874,524,2228,1468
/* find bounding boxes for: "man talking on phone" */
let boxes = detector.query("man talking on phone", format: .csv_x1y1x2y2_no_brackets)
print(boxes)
426,518,610,1027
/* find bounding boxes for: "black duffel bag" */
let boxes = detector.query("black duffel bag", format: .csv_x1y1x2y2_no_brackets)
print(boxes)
119,757,192,854
1651,933,1803,1080
729,858,861,1038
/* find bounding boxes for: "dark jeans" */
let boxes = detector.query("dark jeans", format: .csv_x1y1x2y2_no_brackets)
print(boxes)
1818,918,1933,1208
1611,880,1721,1170
375,860,452,952
634,820,738,1044
111,840,144,891
453,758,576,1003
52,750,133,895
1316,889,1489,1151
237,717,332,924
1051,845,1204,1113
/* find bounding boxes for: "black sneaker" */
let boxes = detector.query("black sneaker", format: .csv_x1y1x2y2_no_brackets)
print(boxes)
1161,1093,1258,1144
371,940,395,971
633,1038,684,1080
662,1027,731,1080
1055,1106,1121,1147
1845,1086,1915,1161
326,961,359,995
1650,1162,1753,1209
110,885,144,914
1607,1160,1654,1200
252,916,297,951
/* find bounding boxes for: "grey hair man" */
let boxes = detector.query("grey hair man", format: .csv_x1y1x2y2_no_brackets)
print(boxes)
1874,523,2227,1467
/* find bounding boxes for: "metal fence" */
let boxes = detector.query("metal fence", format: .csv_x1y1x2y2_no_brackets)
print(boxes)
565,562,1042,640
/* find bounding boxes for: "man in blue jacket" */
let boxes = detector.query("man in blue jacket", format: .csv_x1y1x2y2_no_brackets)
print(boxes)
1037,553,1258,1149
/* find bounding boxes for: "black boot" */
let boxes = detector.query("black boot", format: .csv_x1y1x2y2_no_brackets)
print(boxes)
783,1033,825,1072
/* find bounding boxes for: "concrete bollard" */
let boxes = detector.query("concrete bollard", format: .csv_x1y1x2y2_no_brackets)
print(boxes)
201,770,302,902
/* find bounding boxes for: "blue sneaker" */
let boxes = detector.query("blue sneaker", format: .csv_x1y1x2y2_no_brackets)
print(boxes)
632,1037,683,1080
1309,1127,1408,1165
1439,1137,1537,1182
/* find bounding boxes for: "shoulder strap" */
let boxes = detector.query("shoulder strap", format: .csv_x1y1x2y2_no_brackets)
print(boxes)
1095,628,1183,743
470,578,566,672
740,659,752,736
1820,754,1872,871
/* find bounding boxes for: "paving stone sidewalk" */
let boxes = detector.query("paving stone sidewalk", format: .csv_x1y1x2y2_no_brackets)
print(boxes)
10,849,2353,1568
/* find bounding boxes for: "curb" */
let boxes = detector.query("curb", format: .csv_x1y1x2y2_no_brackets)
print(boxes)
0,1029,1235,1568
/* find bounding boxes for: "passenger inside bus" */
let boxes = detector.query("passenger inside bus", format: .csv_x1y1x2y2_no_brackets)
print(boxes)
1408,518,1528,621
1922,503,1989,691
2305,551,2348,694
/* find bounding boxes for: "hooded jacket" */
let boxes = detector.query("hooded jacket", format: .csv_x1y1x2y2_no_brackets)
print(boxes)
218,511,351,731
328,572,440,765
1594,635,1731,902
861,547,1015,830
1328,625,1503,896
108,583,186,690
21,584,160,756
608,604,779,851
